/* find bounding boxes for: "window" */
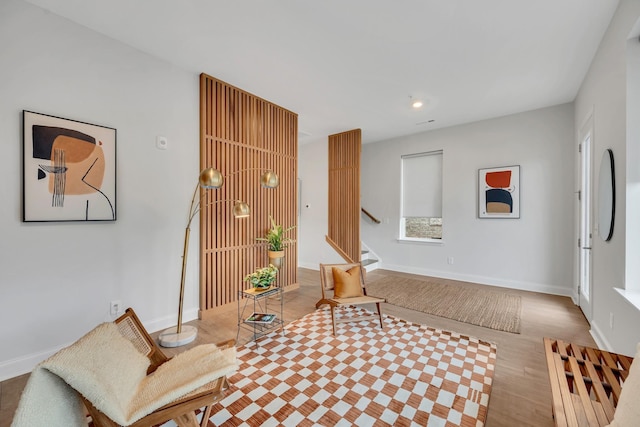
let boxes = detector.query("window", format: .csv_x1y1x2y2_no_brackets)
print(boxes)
400,151,443,241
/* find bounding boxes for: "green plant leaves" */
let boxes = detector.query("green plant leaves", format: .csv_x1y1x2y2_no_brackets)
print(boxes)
256,214,295,251
244,264,278,288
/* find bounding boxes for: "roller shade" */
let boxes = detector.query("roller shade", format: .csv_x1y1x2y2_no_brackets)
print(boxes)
402,151,442,218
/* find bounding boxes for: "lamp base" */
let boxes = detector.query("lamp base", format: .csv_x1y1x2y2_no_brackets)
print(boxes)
158,325,197,348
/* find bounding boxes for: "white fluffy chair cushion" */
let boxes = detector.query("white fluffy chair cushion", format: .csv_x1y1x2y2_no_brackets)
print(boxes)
12,322,238,427
606,343,640,427
49,322,150,418
10,368,87,427
129,344,237,422
12,322,149,427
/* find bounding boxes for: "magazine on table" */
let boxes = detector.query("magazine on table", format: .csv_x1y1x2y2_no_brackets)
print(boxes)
245,312,277,324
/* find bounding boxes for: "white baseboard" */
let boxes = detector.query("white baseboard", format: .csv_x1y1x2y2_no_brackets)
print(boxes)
0,307,200,382
300,261,573,297
298,262,320,271
589,320,613,351
0,344,71,382
143,307,199,335
378,262,574,297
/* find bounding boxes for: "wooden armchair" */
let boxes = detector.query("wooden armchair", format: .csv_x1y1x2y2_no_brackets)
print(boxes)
316,262,386,335
83,308,235,427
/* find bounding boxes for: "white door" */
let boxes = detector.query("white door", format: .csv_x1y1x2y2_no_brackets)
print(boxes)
578,123,593,321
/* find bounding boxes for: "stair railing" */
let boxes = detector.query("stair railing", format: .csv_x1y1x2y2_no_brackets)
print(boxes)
361,207,381,224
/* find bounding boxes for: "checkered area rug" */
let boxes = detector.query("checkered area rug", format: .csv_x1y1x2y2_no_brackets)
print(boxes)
202,308,496,426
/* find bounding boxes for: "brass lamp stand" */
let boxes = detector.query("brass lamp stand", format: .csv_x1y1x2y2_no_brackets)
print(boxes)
158,167,278,347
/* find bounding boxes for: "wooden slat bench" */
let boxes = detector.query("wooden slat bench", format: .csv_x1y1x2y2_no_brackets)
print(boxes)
543,337,634,427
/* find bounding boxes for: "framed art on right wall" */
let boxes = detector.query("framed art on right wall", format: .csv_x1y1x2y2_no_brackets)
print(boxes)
478,165,520,218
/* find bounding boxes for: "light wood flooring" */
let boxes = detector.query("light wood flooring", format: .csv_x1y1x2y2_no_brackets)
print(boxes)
0,268,594,427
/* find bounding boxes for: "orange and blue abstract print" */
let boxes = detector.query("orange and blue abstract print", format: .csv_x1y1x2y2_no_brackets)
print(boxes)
485,170,512,214
479,166,520,218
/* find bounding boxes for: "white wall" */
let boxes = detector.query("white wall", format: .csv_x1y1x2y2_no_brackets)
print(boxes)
361,104,575,295
0,0,202,380
298,139,347,269
574,0,640,356
300,104,575,296
625,23,640,290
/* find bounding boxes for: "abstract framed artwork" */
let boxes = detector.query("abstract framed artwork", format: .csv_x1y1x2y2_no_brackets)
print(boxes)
22,110,117,222
478,165,520,219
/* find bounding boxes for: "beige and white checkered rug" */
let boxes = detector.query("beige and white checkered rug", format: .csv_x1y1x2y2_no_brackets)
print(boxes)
202,308,496,426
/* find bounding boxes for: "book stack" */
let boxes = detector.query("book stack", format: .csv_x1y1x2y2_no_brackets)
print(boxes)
245,312,276,324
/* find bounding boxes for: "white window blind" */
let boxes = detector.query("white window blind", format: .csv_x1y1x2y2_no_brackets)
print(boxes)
401,151,442,218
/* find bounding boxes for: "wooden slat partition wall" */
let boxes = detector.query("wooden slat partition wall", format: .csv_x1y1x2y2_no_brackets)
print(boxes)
326,129,361,263
199,73,298,318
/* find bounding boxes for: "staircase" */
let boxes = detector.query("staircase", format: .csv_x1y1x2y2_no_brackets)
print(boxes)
361,249,379,272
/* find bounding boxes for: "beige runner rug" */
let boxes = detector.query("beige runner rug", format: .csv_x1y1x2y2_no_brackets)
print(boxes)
199,307,496,426
366,276,522,334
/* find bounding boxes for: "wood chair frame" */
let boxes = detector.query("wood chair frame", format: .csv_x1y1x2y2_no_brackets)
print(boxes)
81,308,234,427
543,337,634,427
316,262,386,335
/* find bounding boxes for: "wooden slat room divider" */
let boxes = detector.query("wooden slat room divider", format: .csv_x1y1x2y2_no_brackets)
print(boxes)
199,73,298,318
326,129,361,263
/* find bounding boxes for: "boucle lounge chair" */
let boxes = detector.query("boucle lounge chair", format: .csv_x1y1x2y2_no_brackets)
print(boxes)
12,308,237,427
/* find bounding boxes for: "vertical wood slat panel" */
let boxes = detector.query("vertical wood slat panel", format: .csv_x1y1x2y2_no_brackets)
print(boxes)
199,75,207,310
327,129,361,263
199,73,298,317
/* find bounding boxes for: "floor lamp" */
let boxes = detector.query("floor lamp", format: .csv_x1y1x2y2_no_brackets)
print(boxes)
159,167,279,347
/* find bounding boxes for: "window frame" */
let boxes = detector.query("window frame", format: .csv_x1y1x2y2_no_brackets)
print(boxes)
398,150,443,243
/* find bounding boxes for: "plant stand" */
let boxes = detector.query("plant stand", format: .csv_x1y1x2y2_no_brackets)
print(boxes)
237,286,284,343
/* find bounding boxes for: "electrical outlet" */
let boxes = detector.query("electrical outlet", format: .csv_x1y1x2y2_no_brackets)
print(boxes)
110,300,122,316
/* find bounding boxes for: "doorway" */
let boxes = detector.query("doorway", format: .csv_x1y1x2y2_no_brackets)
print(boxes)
578,116,593,321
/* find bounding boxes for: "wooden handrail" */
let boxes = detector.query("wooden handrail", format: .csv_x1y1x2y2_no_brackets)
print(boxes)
325,235,356,264
361,208,381,224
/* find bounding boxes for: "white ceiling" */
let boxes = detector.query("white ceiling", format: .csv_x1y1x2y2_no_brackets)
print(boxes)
25,0,619,145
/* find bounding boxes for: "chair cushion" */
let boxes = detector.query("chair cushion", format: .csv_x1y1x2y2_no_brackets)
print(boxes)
11,322,150,427
333,266,364,298
606,343,640,427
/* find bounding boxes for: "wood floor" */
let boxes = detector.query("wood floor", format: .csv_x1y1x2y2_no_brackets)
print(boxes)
0,268,594,427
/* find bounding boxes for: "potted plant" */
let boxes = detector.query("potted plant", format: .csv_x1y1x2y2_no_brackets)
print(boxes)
256,215,295,269
244,264,278,289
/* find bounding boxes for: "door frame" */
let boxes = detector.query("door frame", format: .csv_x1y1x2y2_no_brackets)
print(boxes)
577,111,594,322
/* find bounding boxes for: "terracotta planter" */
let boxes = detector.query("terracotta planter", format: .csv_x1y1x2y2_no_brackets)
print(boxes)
268,250,285,269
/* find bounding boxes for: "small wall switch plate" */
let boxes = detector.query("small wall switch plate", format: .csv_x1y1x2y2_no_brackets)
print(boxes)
447,257,454,265
156,136,168,150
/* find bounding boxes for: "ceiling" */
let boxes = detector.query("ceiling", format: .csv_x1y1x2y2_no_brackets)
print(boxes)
25,0,619,145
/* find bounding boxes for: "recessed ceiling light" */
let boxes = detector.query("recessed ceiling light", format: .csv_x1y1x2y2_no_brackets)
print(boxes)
416,120,435,125
409,96,424,109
